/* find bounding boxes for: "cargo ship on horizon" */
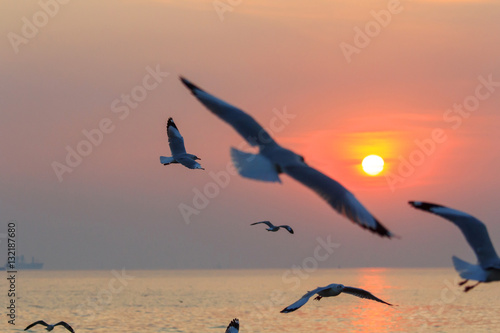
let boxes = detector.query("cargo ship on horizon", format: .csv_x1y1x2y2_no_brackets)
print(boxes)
3,255,43,270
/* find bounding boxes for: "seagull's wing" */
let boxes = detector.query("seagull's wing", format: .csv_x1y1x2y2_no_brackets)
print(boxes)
278,225,294,234
251,221,274,228
283,164,393,238
24,321,49,330
54,322,75,333
280,286,329,313
225,318,239,333
176,156,204,170
180,77,276,148
341,286,393,306
166,118,187,156
409,201,500,268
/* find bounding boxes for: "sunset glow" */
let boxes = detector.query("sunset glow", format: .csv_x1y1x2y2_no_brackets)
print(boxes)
3,0,500,282
3,1,500,331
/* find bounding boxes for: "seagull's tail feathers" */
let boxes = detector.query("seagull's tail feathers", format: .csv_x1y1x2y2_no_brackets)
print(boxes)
160,156,175,165
230,148,281,183
452,256,487,281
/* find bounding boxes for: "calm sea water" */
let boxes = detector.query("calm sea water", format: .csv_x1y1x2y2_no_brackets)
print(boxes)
5,268,500,332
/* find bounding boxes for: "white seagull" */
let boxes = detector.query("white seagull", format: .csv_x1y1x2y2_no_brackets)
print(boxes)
24,320,74,332
225,318,239,333
180,77,394,238
160,117,204,170
409,201,500,292
251,221,294,234
281,283,392,313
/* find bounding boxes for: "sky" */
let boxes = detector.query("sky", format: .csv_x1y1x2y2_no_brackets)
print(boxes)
1,0,500,270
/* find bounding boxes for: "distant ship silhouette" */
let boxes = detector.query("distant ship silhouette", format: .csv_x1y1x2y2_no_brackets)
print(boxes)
3,255,43,270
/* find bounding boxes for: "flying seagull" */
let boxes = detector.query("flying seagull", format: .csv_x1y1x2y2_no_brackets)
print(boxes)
281,283,392,313
24,321,74,332
409,201,500,292
180,77,394,238
160,117,204,170
251,221,294,234
225,318,239,333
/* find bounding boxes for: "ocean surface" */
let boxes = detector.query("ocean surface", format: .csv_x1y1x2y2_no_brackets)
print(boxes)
5,268,500,332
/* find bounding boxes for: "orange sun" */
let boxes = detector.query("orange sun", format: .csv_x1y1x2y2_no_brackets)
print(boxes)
362,155,384,176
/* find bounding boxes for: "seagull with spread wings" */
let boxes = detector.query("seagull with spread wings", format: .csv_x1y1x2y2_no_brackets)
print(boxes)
24,320,74,332
225,318,239,333
251,221,294,234
281,283,392,313
180,77,394,238
160,117,204,170
409,201,500,292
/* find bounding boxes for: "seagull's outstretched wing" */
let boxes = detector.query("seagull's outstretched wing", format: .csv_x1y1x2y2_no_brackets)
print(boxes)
24,320,49,330
176,156,204,170
54,322,75,333
280,286,329,313
409,201,500,268
180,77,276,148
166,118,187,157
251,221,275,228
278,225,294,234
225,318,239,333
284,164,393,238
341,286,393,306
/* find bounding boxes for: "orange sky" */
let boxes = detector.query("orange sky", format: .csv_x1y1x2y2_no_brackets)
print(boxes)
1,0,499,269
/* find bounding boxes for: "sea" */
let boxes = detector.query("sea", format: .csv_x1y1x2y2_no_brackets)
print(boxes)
5,268,500,332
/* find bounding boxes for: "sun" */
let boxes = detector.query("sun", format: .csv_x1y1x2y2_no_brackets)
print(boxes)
362,155,384,176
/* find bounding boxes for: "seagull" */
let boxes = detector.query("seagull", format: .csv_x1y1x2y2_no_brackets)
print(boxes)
225,318,239,333
251,221,294,234
160,117,204,170
409,201,500,292
281,283,392,313
180,77,394,238
24,321,74,332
